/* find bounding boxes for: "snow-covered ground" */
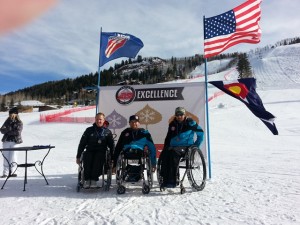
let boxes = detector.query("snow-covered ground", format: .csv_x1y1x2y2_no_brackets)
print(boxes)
0,44,300,224
178,43,300,90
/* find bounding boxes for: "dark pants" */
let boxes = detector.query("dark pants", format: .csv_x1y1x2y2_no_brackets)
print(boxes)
160,147,187,187
83,151,106,181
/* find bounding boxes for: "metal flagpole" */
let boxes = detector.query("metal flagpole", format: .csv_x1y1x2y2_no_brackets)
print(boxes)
96,27,102,114
203,16,212,179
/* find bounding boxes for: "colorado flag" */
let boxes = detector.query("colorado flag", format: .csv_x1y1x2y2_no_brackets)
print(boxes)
209,78,278,135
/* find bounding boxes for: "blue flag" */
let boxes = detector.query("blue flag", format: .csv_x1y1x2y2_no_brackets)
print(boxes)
99,32,144,67
209,78,278,135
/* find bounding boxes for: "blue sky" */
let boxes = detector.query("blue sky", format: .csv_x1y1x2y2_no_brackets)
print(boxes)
0,0,299,93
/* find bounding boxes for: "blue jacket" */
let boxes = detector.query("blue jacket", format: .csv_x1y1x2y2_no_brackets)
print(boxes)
114,128,156,167
164,117,204,149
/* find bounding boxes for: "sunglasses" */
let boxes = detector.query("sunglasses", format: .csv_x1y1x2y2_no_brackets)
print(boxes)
175,113,184,117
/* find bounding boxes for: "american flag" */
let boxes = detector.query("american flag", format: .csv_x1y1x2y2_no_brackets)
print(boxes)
204,0,262,58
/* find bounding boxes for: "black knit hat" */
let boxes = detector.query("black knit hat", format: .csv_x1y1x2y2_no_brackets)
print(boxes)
9,107,18,114
129,115,139,122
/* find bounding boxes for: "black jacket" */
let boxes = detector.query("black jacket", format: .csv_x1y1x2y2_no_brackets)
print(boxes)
76,123,115,159
1,118,23,144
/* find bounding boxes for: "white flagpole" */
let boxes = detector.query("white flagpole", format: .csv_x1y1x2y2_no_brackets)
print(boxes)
96,27,102,114
204,16,212,179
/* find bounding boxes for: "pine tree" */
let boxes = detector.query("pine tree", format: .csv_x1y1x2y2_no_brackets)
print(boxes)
9,97,14,108
0,95,6,111
237,53,253,78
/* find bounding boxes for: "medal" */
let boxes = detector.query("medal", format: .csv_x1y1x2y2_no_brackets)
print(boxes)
95,128,104,144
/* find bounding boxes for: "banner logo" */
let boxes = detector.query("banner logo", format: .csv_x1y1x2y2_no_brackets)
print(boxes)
115,86,136,105
115,86,184,104
105,35,128,58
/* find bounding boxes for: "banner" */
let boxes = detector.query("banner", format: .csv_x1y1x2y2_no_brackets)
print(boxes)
99,82,207,158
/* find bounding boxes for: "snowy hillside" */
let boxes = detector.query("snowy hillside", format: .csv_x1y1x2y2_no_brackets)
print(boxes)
250,43,300,89
186,43,300,90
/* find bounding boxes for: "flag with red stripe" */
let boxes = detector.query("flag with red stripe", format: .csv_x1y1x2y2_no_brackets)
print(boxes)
209,78,278,135
204,0,262,58
99,32,144,67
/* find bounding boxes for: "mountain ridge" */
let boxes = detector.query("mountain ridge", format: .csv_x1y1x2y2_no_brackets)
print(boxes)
1,40,300,107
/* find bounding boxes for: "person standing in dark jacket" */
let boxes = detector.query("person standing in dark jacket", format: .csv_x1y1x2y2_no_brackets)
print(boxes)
76,112,115,188
0,107,23,178
160,107,204,188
